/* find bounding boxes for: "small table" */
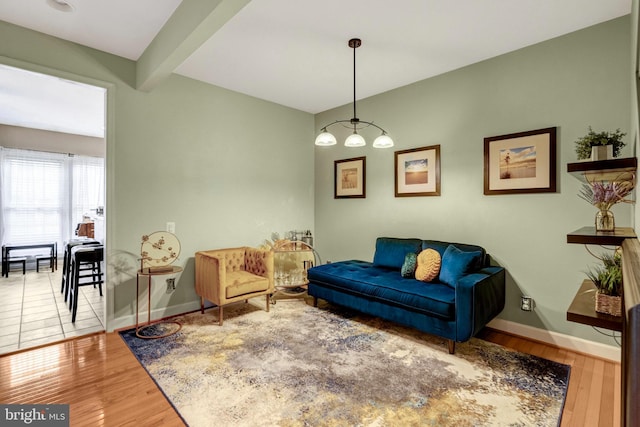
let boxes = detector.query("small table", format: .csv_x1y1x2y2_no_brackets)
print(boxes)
135,266,183,339
2,242,57,277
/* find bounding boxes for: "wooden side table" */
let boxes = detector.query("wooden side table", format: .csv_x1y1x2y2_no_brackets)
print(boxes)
135,266,183,339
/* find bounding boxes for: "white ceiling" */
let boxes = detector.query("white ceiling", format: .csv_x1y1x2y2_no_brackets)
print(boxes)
0,0,632,136
0,64,106,137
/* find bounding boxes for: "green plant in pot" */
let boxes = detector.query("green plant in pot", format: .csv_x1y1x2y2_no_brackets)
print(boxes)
574,127,626,160
585,251,622,316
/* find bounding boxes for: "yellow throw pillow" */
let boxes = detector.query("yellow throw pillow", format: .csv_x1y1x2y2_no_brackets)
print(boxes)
415,249,441,282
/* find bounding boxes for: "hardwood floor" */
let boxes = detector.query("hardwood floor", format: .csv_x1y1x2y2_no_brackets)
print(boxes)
477,329,621,427
0,328,620,426
0,332,184,426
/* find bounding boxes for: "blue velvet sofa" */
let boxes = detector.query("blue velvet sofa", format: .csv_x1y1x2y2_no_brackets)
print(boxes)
307,237,506,353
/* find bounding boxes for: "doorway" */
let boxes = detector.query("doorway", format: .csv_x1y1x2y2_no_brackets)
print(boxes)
0,63,108,354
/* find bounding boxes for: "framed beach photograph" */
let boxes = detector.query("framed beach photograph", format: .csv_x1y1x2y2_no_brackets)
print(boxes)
335,156,366,198
394,145,441,197
483,127,557,195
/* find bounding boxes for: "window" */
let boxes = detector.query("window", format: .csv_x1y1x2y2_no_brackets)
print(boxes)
0,147,104,252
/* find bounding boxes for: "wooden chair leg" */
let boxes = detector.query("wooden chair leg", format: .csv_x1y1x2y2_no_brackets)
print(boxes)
200,297,204,314
448,340,455,354
218,306,224,326
266,295,270,312
313,296,318,307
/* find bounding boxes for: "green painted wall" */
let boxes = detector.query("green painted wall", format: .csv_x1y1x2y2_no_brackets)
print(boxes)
314,16,632,346
0,20,315,329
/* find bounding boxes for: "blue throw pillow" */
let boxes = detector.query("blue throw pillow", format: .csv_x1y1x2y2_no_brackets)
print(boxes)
400,252,417,278
439,245,482,287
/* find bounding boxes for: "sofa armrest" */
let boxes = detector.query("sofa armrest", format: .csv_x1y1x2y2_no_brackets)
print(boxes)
454,266,506,342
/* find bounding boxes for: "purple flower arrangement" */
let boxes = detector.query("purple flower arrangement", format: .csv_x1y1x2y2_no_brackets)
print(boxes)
578,180,634,211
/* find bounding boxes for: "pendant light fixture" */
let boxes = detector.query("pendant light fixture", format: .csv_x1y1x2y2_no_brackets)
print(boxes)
315,38,394,148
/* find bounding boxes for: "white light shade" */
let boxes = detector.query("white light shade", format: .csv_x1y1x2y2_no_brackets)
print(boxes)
315,131,337,146
372,134,394,148
345,132,366,147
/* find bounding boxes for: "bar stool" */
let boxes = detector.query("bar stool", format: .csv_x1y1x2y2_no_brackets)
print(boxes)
68,245,104,323
61,239,99,302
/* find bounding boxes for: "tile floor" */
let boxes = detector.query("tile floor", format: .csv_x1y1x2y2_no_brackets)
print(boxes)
0,261,104,355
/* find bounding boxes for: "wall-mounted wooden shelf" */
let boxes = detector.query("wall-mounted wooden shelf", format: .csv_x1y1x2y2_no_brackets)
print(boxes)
567,157,637,183
566,280,622,332
567,226,637,246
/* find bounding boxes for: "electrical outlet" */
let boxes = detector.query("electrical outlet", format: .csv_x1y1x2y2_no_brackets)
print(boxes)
521,296,533,311
166,222,175,234
166,278,176,292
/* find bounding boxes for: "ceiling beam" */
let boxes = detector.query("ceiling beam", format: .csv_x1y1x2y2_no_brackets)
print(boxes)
136,0,251,92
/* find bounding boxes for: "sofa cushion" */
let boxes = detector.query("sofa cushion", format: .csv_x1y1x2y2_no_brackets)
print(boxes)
422,240,486,271
439,245,483,287
308,260,455,319
415,249,441,282
373,238,423,270
400,252,417,278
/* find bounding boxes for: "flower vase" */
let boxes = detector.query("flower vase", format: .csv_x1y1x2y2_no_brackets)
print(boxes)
595,209,615,231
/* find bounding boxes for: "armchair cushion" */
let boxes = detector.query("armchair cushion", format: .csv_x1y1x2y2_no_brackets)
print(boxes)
226,271,270,299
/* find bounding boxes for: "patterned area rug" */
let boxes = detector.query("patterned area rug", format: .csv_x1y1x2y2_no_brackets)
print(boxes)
120,300,569,426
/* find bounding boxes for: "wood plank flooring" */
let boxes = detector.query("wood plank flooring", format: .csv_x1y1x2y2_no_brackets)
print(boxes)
0,332,184,426
0,328,620,426
477,328,621,427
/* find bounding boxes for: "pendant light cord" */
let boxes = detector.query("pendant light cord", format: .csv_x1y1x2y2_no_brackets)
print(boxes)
352,41,357,122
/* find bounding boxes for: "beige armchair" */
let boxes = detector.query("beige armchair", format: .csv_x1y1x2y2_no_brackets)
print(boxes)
195,247,274,325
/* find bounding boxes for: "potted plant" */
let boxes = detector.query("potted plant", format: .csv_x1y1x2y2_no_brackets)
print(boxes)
574,127,626,160
585,252,622,316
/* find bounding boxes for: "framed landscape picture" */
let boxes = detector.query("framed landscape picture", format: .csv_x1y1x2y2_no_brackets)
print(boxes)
335,156,366,198
483,127,557,195
394,145,441,197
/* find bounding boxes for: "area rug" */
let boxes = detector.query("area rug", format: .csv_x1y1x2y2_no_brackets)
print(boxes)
120,301,570,426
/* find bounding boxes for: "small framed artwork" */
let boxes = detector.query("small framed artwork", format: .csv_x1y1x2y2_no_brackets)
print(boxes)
483,127,557,195
335,156,366,198
394,145,441,197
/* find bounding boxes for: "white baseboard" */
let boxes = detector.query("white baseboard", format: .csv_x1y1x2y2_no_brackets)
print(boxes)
109,300,204,332
487,318,621,362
